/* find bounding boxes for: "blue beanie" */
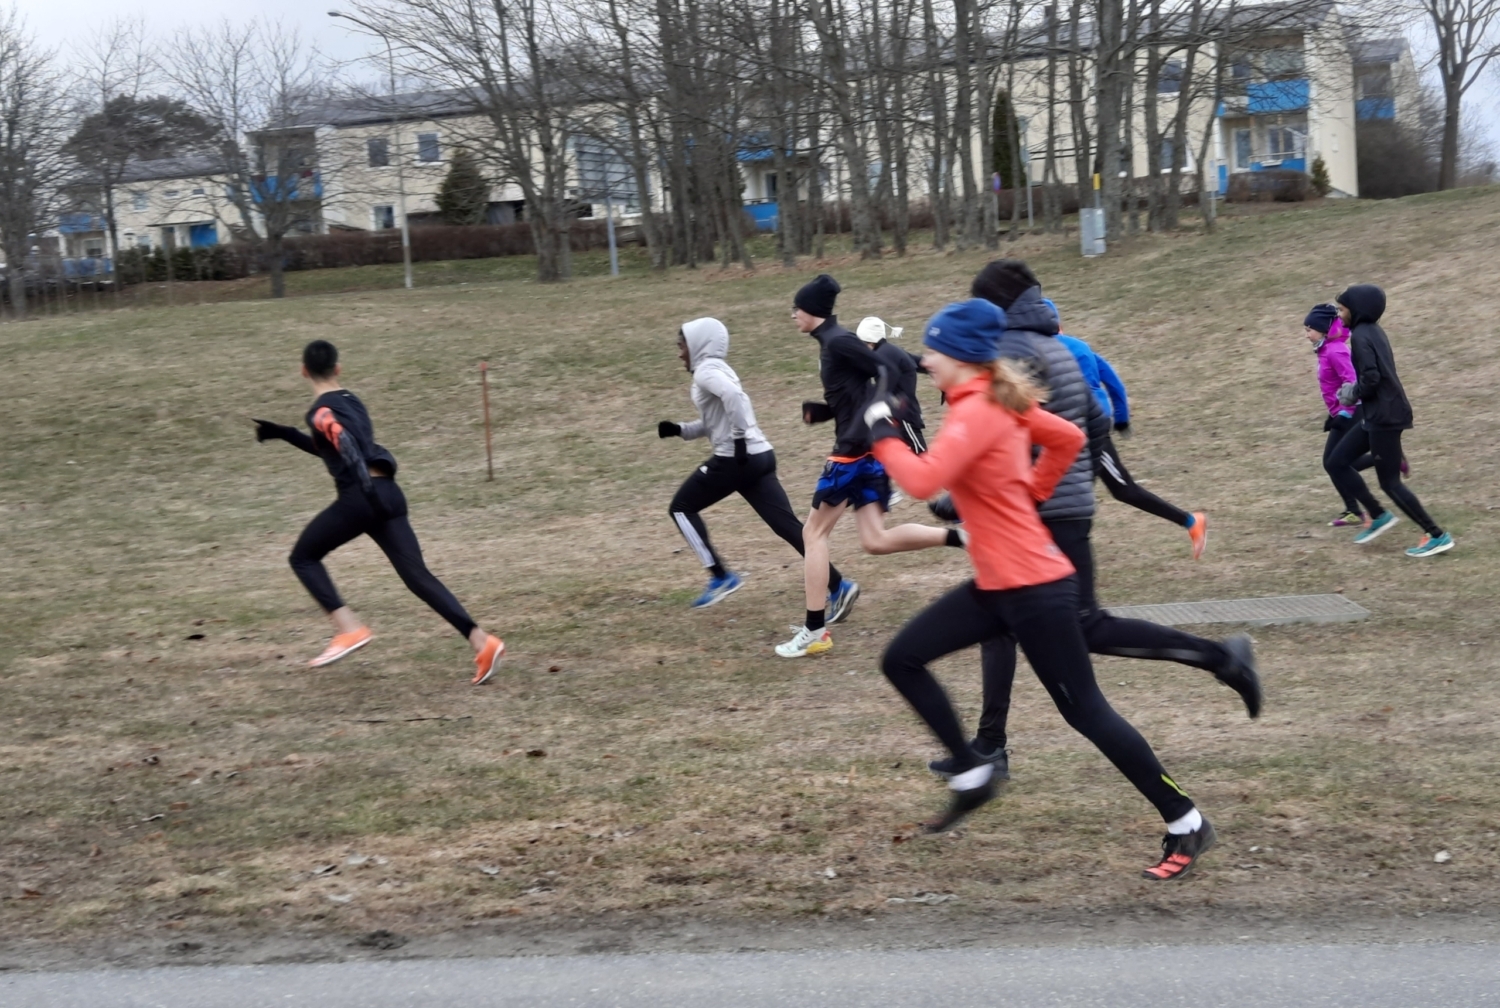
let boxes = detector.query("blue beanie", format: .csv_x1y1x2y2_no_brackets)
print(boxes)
1303,304,1338,334
922,298,1008,363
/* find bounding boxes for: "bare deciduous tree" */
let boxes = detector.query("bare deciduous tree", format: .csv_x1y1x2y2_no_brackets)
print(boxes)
0,11,70,319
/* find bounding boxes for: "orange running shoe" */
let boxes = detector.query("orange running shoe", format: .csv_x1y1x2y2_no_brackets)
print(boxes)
472,634,505,685
309,627,373,667
1187,512,1208,560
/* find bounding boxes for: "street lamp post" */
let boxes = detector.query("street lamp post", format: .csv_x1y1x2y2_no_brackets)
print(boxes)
329,10,413,291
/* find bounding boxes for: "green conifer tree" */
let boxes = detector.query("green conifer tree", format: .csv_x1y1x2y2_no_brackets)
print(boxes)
435,150,490,225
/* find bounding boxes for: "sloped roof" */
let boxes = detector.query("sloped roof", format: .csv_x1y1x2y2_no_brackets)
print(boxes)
285,89,481,128
116,155,227,183
1354,37,1409,65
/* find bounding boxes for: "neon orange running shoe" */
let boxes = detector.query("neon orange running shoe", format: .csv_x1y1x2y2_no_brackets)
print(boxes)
309,627,372,668
472,634,505,685
1187,512,1208,560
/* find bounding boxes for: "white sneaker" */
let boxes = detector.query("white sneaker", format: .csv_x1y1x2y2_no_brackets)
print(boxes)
888,488,905,509
775,625,832,658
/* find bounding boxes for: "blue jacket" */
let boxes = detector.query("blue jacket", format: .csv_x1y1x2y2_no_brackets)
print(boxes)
1058,335,1129,427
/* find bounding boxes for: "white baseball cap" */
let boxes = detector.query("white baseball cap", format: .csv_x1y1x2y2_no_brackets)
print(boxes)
856,316,903,344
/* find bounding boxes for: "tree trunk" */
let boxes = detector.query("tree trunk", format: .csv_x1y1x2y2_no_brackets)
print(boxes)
1095,0,1128,237
266,234,285,299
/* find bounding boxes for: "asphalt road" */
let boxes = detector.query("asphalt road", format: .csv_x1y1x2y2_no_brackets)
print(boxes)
5,942,1498,1007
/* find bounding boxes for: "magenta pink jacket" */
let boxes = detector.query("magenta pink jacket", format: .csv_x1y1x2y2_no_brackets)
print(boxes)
1316,318,1357,417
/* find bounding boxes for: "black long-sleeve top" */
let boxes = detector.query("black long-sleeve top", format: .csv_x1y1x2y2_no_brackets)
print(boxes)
810,316,883,458
284,390,399,492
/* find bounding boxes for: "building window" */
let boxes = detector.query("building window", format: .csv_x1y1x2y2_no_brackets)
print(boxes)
765,172,778,199
136,234,151,248
1234,129,1252,169
192,187,205,195
417,132,440,162
367,137,390,167
1158,61,1182,94
1260,49,1305,78
131,192,148,212
1266,125,1302,160
373,205,395,230
164,189,180,198
84,241,105,258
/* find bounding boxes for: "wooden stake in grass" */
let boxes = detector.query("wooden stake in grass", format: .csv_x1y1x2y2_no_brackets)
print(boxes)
479,361,494,482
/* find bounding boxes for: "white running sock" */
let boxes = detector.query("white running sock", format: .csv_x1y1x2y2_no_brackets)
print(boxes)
949,763,994,792
1166,807,1203,835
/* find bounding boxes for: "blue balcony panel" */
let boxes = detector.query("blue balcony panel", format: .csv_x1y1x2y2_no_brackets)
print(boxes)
1245,79,1309,114
1357,97,1395,120
744,200,779,231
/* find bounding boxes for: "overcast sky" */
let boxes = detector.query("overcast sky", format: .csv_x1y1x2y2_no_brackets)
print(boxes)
20,0,378,71
16,0,1500,151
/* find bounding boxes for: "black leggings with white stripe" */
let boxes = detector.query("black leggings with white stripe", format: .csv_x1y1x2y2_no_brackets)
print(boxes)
669,451,843,591
1095,435,1190,527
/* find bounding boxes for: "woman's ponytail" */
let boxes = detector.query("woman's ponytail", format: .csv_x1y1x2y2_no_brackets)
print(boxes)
979,359,1049,413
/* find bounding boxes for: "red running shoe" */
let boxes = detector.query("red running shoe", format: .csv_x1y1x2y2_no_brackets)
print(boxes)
1142,817,1217,881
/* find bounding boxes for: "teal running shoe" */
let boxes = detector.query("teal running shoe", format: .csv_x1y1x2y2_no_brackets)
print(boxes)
1353,511,1400,544
1405,532,1454,557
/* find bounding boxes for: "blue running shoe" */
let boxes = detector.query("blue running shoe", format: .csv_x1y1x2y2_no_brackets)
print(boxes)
1353,511,1400,544
826,579,860,624
691,572,742,609
1405,532,1454,557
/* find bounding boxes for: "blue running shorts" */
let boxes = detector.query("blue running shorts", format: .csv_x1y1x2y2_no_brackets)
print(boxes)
811,455,890,511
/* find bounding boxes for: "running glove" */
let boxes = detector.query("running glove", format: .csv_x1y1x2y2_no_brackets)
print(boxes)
1336,382,1357,406
927,493,960,523
862,366,910,443
1113,422,1132,439
734,437,748,465
254,419,297,442
657,421,682,439
802,401,834,424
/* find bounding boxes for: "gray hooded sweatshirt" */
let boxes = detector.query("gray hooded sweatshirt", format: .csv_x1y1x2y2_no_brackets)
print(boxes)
676,317,773,457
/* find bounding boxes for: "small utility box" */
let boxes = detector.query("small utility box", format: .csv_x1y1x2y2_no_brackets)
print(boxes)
1079,208,1106,257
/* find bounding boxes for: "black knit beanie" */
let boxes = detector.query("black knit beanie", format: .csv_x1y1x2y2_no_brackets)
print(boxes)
1303,304,1338,334
971,259,1039,310
794,274,841,318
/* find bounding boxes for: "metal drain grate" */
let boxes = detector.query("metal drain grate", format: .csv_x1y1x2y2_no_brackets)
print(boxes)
1104,593,1370,627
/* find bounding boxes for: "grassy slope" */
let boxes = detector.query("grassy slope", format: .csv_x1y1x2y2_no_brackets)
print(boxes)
1,189,1498,945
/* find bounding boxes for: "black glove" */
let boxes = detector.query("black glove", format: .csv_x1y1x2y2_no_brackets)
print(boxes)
928,493,960,523
802,401,834,424
734,437,748,465
254,418,296,443
1113,421,1131,439
658,420,682,439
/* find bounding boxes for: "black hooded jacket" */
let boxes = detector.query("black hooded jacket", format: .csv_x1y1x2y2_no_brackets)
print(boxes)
808,315,883,457
1340,284,1413,431
992,287,1109,522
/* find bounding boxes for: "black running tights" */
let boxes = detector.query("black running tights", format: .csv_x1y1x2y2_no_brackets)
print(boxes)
1326,425,1441,536
977,519,1228,749
289,479,477,638
669,451,843,591
1322,414,1376,514
881,577,1194,823
1095,435,1191,527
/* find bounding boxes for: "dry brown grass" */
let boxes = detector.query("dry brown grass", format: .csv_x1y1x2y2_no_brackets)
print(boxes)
2,189,1499,955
